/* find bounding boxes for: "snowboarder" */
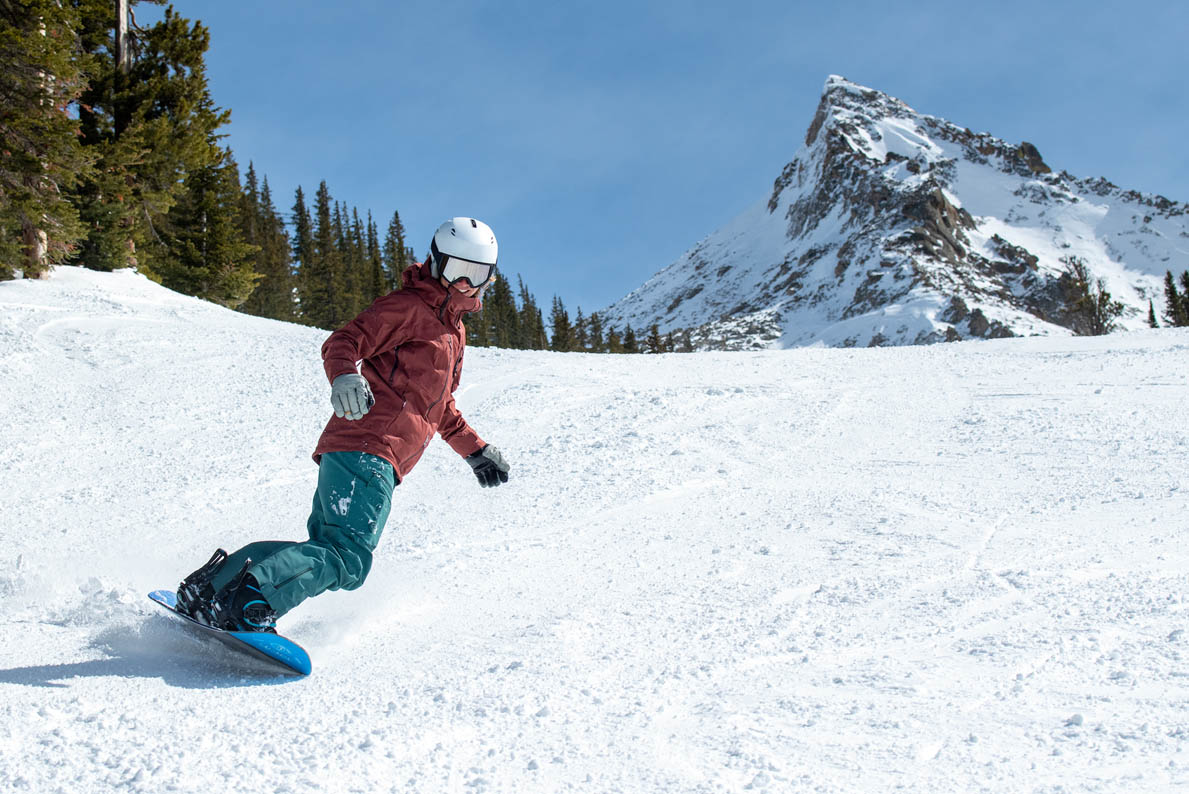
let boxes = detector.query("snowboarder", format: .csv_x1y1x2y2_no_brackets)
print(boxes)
174,217,510,633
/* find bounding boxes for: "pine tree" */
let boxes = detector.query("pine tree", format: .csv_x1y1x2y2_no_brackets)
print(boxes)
158,146,258,307
549,296,575,352
0,0,93,279
383,210,410,290
241,176,294,320
517,276,547,349
646,324,664,354
263,178,295,319
588,312,605,353
622,324,640,353
1082,278,1124,336
1060,256,1123,336
490,273,519,348
534,306,546,349
605,326,623,354
467,294,490,347
1164,271,1187,327
1181,271,1189,325
664,331,676,352
1148,300,1159,328
469,273,518,348
366,211,385,300
290,185,315,323
239,161,260,250
331,201,355,316
350,207,375,310
302,180,342,329
334,201,361,317
468,279,492,347
573,308,588,351
72,3,228,276
233,161,263,313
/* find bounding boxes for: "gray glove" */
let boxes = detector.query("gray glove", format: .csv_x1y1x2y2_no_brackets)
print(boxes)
466,445,510,488
331,373,374,420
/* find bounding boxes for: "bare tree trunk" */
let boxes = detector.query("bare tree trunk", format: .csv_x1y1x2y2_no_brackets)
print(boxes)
115,0,132,74
115,0,137,267
22,220,50,279
22,17,51,278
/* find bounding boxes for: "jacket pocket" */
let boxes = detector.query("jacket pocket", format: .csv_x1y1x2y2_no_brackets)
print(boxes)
385,396,410,432
399,430,433,470
385,401,428,470
386,345,401,386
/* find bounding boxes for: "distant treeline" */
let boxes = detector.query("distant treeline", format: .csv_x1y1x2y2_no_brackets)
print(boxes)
4,1,688,352
470,287,694,353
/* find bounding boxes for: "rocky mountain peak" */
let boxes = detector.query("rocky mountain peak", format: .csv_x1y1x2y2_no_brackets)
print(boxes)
804,75,914,147
602,76,1187,350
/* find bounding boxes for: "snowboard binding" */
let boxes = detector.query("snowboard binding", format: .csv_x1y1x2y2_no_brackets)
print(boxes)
176,549,278,634
176,548,227,624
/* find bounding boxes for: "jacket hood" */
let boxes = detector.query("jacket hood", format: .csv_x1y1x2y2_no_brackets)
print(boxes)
401,261,481,323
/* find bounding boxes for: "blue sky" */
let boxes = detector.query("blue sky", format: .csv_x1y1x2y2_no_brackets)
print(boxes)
157,0,1189,315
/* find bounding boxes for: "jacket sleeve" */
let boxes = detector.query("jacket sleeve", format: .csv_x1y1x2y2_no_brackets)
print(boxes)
437,344,485,458
321,292,414,383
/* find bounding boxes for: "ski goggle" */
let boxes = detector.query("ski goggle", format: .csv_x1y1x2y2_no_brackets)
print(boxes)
433,240,496,287
441,256,495,287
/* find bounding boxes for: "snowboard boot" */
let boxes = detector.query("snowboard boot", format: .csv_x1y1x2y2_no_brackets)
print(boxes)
175,548,229,625
210,560,278,634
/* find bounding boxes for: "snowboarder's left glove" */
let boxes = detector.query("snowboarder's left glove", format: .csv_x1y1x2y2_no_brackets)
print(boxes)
466,445,509,488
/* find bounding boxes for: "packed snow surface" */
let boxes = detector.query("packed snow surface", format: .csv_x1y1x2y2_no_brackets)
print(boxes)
2,268,1188,793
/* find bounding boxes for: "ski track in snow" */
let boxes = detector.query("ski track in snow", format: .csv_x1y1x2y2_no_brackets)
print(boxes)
1,268,1189,793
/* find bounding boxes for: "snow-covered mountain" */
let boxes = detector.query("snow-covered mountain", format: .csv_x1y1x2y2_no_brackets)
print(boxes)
603,76,1189,349
2,268,1188,792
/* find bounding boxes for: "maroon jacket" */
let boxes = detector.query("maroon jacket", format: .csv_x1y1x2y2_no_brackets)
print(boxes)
313,262,485,480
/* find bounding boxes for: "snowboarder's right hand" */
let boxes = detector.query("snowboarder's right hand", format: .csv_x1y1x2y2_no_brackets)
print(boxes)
331,373,374,420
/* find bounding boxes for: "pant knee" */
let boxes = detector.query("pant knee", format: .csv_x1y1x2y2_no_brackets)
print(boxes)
320,530,374,590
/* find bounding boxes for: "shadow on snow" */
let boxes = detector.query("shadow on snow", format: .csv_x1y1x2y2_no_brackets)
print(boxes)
0,617,301,689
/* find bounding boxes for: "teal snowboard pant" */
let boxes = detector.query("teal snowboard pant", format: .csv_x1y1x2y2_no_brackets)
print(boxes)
211,451,396,618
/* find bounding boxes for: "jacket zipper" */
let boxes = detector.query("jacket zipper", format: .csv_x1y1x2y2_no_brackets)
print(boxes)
396,286,461,472
424,336,455,416
398,336,455,470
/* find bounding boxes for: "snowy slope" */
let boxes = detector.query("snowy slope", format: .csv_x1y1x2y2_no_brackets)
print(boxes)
603,76,1189,349
2,268,1189,793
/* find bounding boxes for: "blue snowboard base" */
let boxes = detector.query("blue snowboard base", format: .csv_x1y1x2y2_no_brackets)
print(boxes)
148,589,312,676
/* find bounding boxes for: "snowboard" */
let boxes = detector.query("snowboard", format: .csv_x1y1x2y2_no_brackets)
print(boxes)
148,589,312,676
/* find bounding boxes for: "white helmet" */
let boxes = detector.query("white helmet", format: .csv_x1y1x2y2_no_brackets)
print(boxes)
429,217,498,287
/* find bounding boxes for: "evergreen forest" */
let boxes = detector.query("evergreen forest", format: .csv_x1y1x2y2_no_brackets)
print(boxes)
1,0,674,352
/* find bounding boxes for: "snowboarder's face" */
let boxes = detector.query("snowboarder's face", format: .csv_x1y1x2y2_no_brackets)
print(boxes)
441,276,479,298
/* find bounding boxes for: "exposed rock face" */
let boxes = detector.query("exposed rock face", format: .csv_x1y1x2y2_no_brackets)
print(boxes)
1018,142,1051,175
602,76,1188,349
